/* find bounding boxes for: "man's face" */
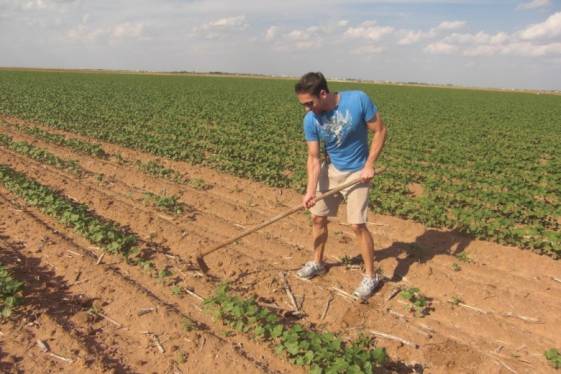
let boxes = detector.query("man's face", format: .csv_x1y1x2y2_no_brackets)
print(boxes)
297,90,327,115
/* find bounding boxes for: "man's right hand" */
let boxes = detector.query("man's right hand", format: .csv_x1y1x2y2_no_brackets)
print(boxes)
303,192,317,209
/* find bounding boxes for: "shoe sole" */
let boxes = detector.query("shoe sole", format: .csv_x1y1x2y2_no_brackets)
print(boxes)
296,269,327,280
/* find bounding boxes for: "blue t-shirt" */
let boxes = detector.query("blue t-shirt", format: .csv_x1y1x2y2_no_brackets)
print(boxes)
303,90,377,172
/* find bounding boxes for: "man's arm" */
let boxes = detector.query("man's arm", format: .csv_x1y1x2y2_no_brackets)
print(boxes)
303,140,321,208
361,112,387,182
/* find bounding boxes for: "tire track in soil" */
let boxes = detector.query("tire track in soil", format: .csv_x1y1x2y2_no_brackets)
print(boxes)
0,191,293,374
2,116,561,372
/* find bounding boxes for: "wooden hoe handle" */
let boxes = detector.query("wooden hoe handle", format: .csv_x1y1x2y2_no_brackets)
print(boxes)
199,167,385,259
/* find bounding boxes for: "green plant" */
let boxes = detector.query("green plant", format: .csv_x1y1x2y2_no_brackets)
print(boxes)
204,283,387,372
399,287,431,317
143,192,184,215
0,264,23,318
181,317,196,332
451,263,461,272
188,178,211,191
136,160,186,184
171,285,182,296
455,252,473,263
176,351,188,364
545,348,561,369
449,296,463,306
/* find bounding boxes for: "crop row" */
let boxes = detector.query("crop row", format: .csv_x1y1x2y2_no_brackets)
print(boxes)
0,132,83,176
204,283,387,373
0,164,137,256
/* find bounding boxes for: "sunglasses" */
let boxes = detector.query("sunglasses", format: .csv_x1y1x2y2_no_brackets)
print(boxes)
301,100,314,109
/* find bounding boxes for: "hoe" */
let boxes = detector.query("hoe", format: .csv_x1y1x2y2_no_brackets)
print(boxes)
195,168,385,274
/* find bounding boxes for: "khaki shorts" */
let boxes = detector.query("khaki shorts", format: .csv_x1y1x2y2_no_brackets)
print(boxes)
309,162,370,224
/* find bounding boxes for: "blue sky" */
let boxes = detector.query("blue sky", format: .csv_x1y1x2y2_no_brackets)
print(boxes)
1,0,560,90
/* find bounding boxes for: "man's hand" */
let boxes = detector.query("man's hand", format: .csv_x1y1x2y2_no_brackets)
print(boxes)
303,191,317,209
360,165,375,183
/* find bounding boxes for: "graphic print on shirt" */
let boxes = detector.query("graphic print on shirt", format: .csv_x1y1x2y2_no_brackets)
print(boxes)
315,109,352,148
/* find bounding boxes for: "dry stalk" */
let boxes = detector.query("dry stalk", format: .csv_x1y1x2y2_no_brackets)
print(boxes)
502,312,541,323
89,310,121,327
368,329,419,348
36,339,73,363
137,307,156,316
279,272,301,313
48,352,73,363
183,288,204,303
36,339,49,352
66,250,82,257
96,253,105,265
385,287,401,302
487,353,518,374
144,332,165,353
320,293,334,320
448,301,488,314
329,286,357,302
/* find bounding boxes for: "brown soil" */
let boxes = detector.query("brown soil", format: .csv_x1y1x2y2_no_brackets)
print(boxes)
1,115,560,373
407,183,424,198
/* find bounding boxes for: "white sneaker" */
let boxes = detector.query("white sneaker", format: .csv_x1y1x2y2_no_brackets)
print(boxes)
353,274,383,300
296,261,326,279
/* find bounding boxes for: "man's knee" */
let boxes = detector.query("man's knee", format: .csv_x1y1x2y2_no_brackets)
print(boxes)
351,223,367,235
312,215,328,227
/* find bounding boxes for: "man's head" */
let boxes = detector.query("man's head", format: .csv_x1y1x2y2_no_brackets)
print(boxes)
295,72,330,114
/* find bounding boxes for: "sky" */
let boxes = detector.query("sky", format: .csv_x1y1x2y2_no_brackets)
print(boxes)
1,0,561,90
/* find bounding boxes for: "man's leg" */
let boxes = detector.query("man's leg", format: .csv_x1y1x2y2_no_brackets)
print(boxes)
351,224,375,276
312,215,329,263
296,215,330,279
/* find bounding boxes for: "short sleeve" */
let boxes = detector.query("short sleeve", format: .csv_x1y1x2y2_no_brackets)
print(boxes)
360,91,378,123
303,113,319,142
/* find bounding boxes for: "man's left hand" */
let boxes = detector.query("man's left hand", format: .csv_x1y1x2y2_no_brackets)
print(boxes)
360,165,375,183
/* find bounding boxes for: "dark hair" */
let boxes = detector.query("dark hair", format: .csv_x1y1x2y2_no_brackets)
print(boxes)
294,72,329,96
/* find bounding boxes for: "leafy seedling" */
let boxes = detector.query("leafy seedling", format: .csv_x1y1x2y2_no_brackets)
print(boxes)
400,287,432,317
545,348,561,369
455,251,472,263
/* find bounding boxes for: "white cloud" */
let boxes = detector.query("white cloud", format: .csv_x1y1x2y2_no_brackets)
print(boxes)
443,31,511,45
265,26,277,41
194,15,249,39
111,22,143,39
17,0,76,11
344,21,393,41
517,0,551,10
398,20,465,45
351,45,384,55
434,20,466,31
425,42,459,54
398,30,424,45
518,12,561,40
66,21,145,43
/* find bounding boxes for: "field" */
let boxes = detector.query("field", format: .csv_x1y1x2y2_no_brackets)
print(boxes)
0,69,560,373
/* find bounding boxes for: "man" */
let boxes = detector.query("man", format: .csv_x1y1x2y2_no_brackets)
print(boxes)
294,72,387,300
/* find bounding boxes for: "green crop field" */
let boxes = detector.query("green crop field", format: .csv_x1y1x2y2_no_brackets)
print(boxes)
0,69,559,256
